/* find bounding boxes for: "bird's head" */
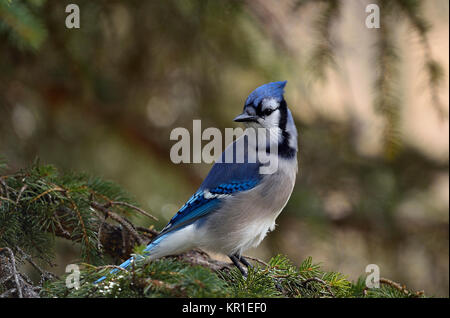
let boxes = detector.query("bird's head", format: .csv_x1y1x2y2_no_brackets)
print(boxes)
234,81,298,157
234,81,289,130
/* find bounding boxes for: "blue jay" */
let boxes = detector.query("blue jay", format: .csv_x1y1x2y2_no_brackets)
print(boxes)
95,81,298,283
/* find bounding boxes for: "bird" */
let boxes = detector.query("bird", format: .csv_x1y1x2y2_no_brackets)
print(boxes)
95,81,298,283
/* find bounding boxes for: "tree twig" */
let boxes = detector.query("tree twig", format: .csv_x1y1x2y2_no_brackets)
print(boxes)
16,247,58,281
110,201,158,221
242,255,268,267
300,277,335,297
90,201,146,246
136,226,159,237
15,185,27,204
0,247,23,298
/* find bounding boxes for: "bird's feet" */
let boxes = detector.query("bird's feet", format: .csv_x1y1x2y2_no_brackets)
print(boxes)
229,254,253,277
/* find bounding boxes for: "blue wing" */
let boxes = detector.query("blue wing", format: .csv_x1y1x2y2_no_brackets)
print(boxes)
159,132,264,235
199,133,263,191
158,190,221,235
159,177,261,236
159,161,263,236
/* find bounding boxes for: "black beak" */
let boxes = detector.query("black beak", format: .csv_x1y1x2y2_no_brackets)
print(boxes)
233,112,258,123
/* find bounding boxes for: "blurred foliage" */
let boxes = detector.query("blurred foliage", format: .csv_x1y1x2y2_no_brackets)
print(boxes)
0,0,448,296
295,0,446,157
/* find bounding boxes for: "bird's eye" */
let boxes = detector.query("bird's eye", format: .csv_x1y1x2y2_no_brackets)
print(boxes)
263,108,274,116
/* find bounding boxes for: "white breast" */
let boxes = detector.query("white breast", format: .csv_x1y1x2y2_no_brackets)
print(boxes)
196,156,298,256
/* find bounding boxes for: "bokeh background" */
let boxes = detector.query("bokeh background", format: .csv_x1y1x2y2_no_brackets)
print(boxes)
0,0,448,296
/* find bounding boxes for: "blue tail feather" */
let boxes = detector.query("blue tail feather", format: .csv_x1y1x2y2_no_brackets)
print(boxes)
93,236,165,284
94,257,135,284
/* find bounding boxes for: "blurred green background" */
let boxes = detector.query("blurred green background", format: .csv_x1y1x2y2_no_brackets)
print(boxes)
0,0,448,296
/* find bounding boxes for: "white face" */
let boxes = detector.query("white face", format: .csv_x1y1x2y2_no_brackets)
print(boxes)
244,97,281,130
259,98,281,129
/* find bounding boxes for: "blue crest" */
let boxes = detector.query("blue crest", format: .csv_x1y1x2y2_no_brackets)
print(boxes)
245,81,287,106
